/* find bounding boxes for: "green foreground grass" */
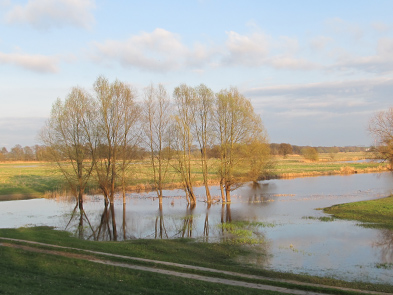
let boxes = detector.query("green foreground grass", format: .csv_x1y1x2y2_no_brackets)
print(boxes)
0,227,392,295
0,152,386,198
324,195,393,229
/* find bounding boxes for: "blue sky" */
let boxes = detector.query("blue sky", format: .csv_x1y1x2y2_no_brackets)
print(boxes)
1,0,393,148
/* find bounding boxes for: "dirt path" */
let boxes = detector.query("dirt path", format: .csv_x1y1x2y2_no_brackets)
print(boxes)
0,237,390,295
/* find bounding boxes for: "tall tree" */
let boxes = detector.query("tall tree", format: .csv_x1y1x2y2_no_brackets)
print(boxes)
142,83,172,205
214,87,269,203
172,84,197,205
369,107,393,167
40,87,96,209
191,84,214,203
94,76,140,206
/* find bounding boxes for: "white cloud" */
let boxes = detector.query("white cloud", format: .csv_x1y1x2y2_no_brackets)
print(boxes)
93,28,218,72
245,78,393,119
0,51,58,73
221,31,319,70
5,0,95,29
332,38,393,74
223,31,269,66
267,56,318,70
93,28,187,71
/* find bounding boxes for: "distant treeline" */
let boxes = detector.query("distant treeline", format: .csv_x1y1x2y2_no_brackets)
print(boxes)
269,143,368,156
0,143,368,162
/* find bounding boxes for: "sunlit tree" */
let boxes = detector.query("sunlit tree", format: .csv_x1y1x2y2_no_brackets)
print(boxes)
142,83,172,205
369,107,393,167
214,87,270,203
40,87,97,209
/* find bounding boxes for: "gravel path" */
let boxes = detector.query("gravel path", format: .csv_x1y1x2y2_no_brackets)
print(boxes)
0,237,390,295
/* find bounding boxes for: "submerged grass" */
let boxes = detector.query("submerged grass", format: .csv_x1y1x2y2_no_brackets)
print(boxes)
302,216,336,222
1,226,392,294
324,195,393,229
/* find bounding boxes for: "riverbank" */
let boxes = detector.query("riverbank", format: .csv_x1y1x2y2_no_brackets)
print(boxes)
324,195,393,229
1,226,392,294
0,152,387,198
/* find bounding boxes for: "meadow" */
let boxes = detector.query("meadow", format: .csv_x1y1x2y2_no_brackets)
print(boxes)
0,152,387,199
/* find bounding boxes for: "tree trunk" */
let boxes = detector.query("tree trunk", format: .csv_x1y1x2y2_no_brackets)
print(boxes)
219,179,225,202
110,203,117,241
225,183,231,203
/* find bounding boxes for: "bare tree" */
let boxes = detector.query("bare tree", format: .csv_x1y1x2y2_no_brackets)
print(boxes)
214,87,269,203
369,107,393,167
191,84,214,203
172,84,197,205
94,76,140,206
40,87,96,209
142,84,172,205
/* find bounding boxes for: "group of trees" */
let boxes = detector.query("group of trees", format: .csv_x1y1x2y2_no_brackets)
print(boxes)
40,76,271,208
0,145,52,161
269,143,367,157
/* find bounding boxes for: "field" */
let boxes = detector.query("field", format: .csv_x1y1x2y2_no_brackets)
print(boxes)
0,152,387,199
273,152,386,178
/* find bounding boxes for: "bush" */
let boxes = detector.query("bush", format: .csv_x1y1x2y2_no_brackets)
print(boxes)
302,147,319,161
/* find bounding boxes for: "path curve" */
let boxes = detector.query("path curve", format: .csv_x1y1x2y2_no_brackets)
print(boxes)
0,237,390,295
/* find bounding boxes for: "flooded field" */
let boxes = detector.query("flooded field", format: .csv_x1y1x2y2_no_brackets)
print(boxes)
1,172,393,284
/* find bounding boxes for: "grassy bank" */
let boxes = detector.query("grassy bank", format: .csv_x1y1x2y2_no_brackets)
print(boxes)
0,152,387,198
0,227,391,294
273,152,387,178
324,195,393,229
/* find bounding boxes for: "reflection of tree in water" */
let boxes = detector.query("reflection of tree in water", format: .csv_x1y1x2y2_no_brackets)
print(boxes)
181,203,196,238
203,203,211,242
221,203,232,224
220,204,232,242
65,202,95,240
96,203,118,241
248,182,272,204
155,203,168,239
374,229,393,262
121,203,127,240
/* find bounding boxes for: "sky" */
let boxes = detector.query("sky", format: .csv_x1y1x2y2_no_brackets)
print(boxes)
1,0,393,149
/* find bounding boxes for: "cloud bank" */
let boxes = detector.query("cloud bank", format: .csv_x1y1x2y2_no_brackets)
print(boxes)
5,0,95,29
0,51,58,73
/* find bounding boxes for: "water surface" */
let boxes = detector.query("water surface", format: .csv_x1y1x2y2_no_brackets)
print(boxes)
1,172,393,284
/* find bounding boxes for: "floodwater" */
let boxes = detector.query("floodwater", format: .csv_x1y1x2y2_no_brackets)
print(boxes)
1,172,393,284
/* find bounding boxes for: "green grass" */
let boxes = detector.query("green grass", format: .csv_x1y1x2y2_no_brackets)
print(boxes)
0,162,65,198
0,227,392,294
324,195,393,229
0,152,386,198
1,246,281,295
272,152,386,177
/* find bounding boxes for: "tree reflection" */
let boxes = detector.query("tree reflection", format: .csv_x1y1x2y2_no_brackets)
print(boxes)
65,202,95,240
221,203,232,224
248,182,272,204
374,229,393,262
203,203,211,242
155,202,168,239
121,202,127,240
181,203,196,238
96,203,118,241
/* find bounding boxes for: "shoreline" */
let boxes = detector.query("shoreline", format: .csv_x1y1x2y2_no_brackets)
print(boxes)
2,166,390,201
